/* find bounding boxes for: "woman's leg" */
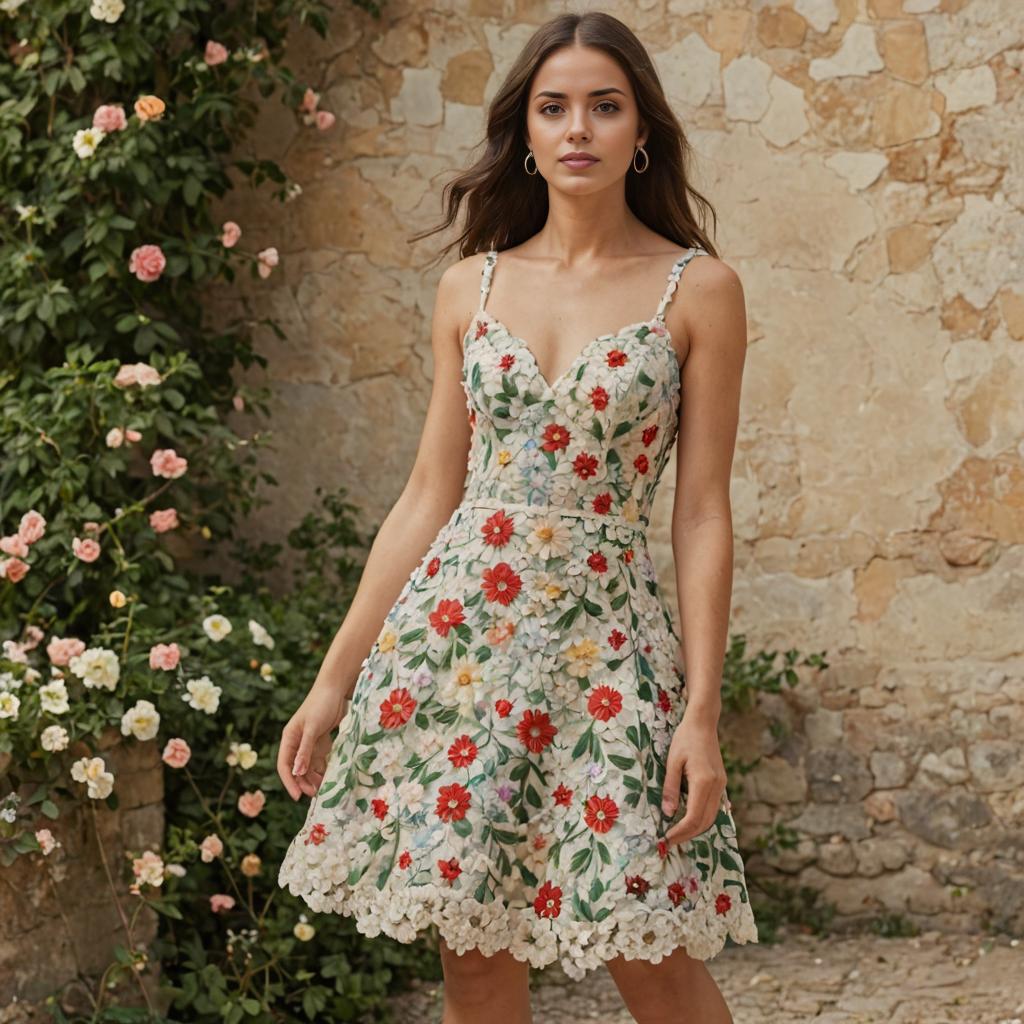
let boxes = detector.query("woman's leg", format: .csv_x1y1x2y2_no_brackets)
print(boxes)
438,937,533,1024
603,946,733,1024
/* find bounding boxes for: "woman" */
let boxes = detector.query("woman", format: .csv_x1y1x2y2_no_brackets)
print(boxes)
277,11,756,1023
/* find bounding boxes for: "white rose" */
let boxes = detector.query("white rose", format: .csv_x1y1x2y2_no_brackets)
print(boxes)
68,647,121,690
121,698,160,740
202,614,232,642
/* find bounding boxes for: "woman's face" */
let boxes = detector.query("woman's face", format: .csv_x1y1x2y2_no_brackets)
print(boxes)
524,43,646,193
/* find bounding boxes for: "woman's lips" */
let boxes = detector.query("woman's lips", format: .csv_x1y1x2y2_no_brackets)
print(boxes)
560,157,598,169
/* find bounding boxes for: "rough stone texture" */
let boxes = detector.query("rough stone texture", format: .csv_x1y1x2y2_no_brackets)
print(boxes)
0,728,164,1017
216,1,1024,940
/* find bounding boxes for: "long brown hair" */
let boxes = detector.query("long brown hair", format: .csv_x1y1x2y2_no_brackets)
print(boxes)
410,10,719,265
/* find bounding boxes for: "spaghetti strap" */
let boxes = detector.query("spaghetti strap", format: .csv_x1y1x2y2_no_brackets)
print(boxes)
478,248,498,312
654,246,708,323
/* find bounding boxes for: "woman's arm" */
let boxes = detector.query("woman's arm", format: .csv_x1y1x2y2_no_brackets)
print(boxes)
278,255,478,798
309,258,476,708
660,255,748,845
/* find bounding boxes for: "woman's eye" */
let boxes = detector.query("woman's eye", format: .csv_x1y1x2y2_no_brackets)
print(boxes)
539,102,620,115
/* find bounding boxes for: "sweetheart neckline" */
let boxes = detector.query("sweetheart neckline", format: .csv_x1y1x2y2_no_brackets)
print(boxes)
464,309,681,394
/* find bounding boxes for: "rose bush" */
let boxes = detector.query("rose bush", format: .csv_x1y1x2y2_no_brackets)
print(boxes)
0,0,442,1021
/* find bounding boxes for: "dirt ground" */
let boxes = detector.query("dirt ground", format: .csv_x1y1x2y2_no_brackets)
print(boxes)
386,928,1023,1023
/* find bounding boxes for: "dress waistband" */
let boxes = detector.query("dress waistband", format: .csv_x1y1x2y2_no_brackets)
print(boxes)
459,497,650,536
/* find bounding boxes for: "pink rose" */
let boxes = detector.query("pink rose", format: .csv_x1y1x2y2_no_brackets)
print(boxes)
128,244,166,283
23,624,45,650
149,508,179,533
162,737,192,769
92,104,127,133
148,642,180,670
82,521,101,534
203,40,229,66
220,220,241,248
150,448,188,479
315,110,335,131
3,640,28,663
126,428,142,442
256,246,278,280
237,789,266,818
2,558,30,583
106,427,125,448
72,536,101,563
0,534,29,558
209,893,235,913
113,362,162,388
18,510,47,544
232,393,245,412
200,834,224,862
300,87,318,113
47,636,86,666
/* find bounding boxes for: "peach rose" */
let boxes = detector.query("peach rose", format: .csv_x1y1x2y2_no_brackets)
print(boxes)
47,636,86,666
106,427,125,448
134,95,165,122
161,737,191,768
148,642,180,670
126,427,142,441
200,834,224,862
256,246,278,280
300,87,318,113
23,624,45,650
209,893,234,913
149,508,179,533
72,536,101,563
150,448,188,479
220,220,241,247
128,244,166,283
315,110,335,131
113,362,162,388
237,789,266,818
204,40,228,66
0,534,29,558
240,853,262,877
232,393,245,412
92,104,127,132
18,510,47,544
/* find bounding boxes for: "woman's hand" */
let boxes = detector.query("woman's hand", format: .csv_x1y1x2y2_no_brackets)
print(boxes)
660,716,727,848
277,685,348,801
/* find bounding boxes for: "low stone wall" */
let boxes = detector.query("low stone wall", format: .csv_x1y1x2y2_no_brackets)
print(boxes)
0,727,164,1020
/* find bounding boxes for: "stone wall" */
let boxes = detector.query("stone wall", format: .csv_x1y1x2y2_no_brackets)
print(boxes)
217,0,1024,934
0,729,164,1019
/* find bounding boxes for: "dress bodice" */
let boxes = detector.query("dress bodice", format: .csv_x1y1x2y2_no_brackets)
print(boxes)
459,246,708,527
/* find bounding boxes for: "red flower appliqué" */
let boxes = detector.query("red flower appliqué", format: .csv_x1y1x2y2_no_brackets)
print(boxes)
516,708,558,753
607,349,628,368
303,822,329,846
608,628,628,651
590,386,609,410
371,798,389,820
438,856,462,883
429,598,465,637
587,551,608,574
715,892,732,915
591,492,612,514
481,562,522,605
573,452,599,479
481,509,515,547
379,687,416,728
425,556,441,577
533,880,563,918
447,734,479,767
435,781,472,822
541,422,571,451
583,793,619,833
587,684,623,721
552,782,573,806
626,874,651,898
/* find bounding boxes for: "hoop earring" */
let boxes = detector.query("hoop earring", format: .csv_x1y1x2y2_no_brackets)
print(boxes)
524,149,538,176
632,145,650,174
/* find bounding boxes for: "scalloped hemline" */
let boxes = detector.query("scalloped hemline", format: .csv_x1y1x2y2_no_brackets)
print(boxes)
278,872,760,981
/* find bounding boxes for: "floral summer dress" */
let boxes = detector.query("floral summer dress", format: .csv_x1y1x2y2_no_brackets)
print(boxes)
277,246,759,980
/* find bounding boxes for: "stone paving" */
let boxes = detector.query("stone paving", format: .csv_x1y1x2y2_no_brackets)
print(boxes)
387,928,1024,1023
